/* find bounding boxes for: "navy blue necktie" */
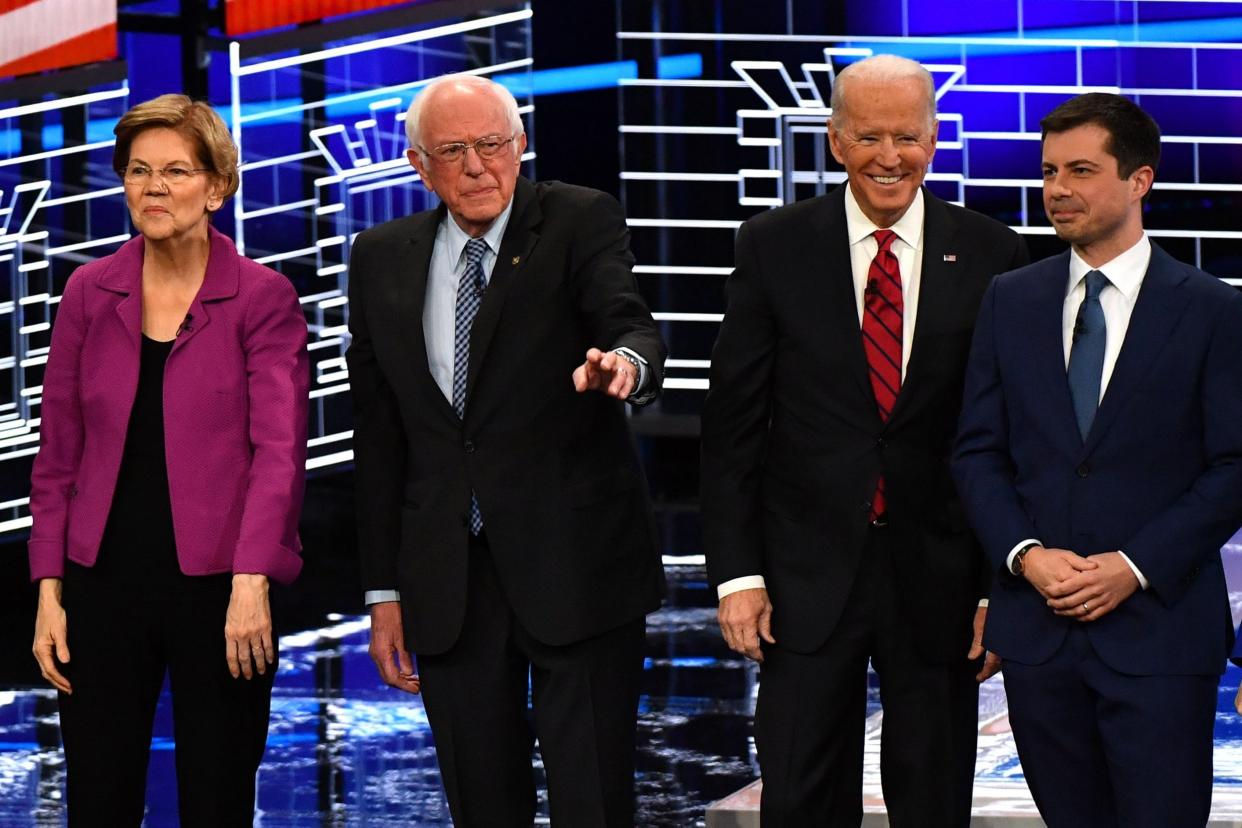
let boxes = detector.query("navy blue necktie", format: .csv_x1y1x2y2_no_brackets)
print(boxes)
1067,270,1109,440
454,237,487,534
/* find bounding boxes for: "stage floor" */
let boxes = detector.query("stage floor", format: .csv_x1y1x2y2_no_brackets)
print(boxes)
3,541,1242,827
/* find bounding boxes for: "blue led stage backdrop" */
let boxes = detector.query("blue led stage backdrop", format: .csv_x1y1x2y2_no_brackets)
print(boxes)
615,0,1242,406
226,6,534,473
0,78,132,534
0,4,534,537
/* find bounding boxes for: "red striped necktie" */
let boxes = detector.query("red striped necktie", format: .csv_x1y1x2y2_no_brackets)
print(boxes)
861,228,903,521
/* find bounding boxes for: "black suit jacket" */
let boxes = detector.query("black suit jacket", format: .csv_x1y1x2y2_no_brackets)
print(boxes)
346,177,667,655
701,185,1029,660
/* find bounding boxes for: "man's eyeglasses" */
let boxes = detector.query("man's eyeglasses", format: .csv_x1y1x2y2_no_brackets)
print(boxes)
121,164,213,186
421,135,516,164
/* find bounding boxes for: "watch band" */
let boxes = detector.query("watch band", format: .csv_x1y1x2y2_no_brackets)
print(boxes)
1013,542,1039,576
613,349,642,398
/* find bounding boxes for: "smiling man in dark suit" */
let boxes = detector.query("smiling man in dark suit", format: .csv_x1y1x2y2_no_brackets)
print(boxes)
345,73,666,827
700,54,1028,826
953,92,1242,827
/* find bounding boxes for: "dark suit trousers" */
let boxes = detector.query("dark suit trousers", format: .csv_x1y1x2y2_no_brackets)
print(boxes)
56,562,275,828
755,525,980,827
1003,624,1217,828
416,534,646,828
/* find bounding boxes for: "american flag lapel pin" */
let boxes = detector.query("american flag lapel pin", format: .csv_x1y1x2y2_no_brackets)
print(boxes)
943,253,957,262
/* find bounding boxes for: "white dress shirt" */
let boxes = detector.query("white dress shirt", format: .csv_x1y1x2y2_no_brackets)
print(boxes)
846,186,925,380
1005,234,1152,588
716,187,927,601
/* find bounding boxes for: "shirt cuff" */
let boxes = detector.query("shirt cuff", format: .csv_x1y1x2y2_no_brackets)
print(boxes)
612,347,648,394
364,589,401,605
977,598,989,608
1006,538,1042,575
717,575,766,601
1116,550,1149,590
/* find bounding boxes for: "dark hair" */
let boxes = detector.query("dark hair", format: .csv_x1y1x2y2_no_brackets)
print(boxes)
112,94,239,200
1040,92,1161,180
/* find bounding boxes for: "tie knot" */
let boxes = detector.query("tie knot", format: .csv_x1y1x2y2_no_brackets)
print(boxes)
464,237,488,266
873,229,897,253
1084,269,1109,300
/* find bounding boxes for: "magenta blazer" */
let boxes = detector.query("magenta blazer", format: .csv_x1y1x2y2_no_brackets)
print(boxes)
28,226,309,585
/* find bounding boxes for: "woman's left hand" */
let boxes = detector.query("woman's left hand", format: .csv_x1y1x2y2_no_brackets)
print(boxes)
225,574,274,680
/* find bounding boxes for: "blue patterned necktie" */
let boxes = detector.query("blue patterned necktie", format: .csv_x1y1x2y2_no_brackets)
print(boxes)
454,237,487,534
1067,269,1109,440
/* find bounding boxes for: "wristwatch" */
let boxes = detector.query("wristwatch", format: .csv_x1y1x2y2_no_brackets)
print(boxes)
613,350,642,398
1012,542,1040,576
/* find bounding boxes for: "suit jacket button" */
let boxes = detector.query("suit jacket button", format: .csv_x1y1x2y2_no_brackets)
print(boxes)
464,440,475,454
1076,463,1089,478
875,437,887,450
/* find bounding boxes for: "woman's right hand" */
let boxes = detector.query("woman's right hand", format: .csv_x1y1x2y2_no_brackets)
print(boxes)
32,578,71,693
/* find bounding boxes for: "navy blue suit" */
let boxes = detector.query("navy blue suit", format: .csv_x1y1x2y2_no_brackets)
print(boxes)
953,243,1242,826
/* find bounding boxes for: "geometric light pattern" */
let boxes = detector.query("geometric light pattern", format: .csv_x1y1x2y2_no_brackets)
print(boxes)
618,8,1242,395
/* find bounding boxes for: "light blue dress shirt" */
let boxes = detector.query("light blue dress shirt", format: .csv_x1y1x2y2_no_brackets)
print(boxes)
422,202,515,402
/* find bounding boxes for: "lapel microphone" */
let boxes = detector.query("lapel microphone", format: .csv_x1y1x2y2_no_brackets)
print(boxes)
176,313,194,337
865,278,878,296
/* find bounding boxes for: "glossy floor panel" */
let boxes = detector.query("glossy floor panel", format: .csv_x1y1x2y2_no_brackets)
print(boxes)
4,541,1242,826
0,566,755,827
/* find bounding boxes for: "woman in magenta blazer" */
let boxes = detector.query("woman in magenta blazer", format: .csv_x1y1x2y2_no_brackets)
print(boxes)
28,94,309,827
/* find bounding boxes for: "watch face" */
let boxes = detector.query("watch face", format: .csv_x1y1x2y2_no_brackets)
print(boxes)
1013,548,1027,575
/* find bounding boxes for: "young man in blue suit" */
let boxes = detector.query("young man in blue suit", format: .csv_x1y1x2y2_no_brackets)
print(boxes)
953,92,1242,826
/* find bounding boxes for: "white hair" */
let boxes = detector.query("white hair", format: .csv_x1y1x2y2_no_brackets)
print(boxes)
829,54,937,130
404,73,524,151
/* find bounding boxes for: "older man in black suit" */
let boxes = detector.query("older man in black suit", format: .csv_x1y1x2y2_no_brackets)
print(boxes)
701,54,1028,826
346,73,666,827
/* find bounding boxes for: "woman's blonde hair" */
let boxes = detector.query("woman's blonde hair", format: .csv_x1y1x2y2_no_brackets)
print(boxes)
112,94,239,201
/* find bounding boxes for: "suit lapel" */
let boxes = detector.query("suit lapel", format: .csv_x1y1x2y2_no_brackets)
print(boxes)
889,190,955,426
1026,252,1083,443
170,226,239,354
1082,244,1190,454
811,186,874,409
403,208,459,422
464,177,541,408
98,235,145,351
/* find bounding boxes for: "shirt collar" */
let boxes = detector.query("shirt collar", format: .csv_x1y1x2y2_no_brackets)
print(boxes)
439,198,515,267
844,183,925,251
1067,233,1151,302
